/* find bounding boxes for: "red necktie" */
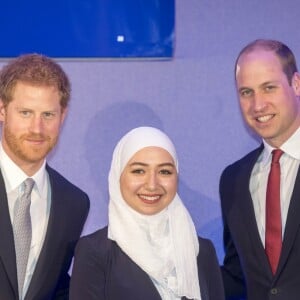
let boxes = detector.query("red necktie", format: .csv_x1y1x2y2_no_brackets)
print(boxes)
265,149,284,274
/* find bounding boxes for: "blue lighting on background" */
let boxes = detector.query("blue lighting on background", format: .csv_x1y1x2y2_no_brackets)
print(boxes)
0,0,175,59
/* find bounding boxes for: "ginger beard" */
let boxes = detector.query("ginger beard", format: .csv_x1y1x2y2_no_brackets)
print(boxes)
2,122,58,164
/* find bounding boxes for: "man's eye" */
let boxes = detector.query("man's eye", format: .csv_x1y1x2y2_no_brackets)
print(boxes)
20,111,31,117
240,89,252,97
265,85,276,92
43,112,56,119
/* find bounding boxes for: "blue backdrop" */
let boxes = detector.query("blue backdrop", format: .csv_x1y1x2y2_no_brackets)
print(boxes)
0,0,174,58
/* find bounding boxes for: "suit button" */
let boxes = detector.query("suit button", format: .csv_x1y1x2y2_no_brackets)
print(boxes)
270,288,278,295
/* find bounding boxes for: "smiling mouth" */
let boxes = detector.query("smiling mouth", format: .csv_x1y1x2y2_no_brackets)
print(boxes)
256,114,275,123
139,194,161,203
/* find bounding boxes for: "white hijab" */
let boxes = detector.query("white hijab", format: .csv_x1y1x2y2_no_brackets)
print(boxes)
108,127,201,300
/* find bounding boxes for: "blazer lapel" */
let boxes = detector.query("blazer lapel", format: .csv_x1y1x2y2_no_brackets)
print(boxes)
25,167,66,299
233,146,272,272
277,166,300,275
0,170,19,297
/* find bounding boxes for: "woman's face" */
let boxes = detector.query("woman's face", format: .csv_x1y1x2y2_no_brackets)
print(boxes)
120,146,177,215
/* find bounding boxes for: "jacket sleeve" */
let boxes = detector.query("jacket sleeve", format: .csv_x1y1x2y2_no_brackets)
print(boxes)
220,167,246,300
221,219,246,300
198,238,225,300
69,234,106,300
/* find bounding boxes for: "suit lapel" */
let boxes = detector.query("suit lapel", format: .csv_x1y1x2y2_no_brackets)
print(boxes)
25,166,64,299
234,146,272,272
0,170,19,297
235,148,300,278
277,166,300,275
112,241,162,300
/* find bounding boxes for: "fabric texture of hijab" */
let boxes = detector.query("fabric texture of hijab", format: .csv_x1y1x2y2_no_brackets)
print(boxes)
108,126,201,300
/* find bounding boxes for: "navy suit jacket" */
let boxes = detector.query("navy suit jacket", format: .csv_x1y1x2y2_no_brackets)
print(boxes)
220,145,300,300
70,227,225,300
0,165,90,300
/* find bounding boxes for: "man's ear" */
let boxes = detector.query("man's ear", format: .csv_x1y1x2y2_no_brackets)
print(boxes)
292,72,300,96
0,99,6,121
60,107,68,124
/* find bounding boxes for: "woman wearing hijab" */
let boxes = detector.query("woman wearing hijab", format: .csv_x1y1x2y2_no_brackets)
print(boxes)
70,127,224,300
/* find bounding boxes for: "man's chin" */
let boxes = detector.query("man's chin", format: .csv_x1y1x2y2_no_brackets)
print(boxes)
16,148,51,164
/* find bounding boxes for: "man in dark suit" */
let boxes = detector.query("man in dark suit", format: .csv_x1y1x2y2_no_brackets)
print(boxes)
220,39,300,300
0,54,90,299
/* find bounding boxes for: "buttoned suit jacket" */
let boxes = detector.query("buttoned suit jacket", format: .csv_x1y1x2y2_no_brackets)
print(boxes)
0,165,90,300
69,226,225,300
220,145,300,300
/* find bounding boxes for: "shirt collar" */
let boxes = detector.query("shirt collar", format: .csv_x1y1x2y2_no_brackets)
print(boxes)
0,142,47,195
261,126,300,166
280,126,300,160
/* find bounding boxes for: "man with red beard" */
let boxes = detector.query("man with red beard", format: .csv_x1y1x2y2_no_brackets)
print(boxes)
0,54,90,300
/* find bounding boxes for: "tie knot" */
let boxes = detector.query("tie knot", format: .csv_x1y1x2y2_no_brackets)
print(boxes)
271,149,284,164
23,178,35,196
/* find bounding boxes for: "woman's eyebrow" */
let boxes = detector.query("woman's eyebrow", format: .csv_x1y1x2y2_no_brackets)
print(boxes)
128,162,175,167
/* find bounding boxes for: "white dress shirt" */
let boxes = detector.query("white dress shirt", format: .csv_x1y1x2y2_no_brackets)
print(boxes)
250,127,300,246
0,143,51,299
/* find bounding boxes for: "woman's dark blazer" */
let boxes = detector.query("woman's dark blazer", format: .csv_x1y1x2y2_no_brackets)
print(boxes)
70,226,224,300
